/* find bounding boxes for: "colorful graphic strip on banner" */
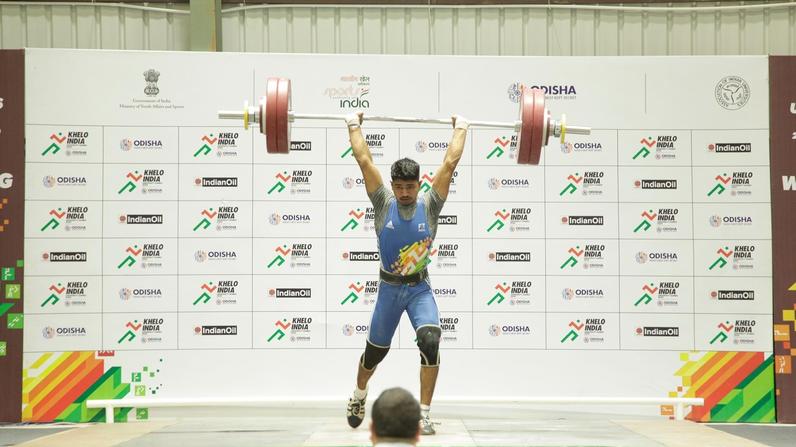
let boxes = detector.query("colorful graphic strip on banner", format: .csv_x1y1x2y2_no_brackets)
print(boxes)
666,351,775,422
22,351,161,423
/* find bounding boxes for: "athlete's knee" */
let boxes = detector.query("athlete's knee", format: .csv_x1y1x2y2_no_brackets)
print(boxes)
360,340,390,371
416,326,441,366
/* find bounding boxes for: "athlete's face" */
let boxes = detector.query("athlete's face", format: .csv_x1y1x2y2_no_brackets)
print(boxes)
391,179,420,205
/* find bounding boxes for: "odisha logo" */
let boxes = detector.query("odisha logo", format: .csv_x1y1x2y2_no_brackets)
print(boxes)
120,138,133,151
269,213,281,225
342,177,356,189
561,142,573,154
143,69,160,97
42,326,55,339
715,76,750,110
489,324,501,337
710,215,722,227
561,288,574,300
635,251,649,264
342,324,354,336
415,141,428,153
43,175,56,188
488,178,500,190
194,250,208,263
507,83,523,103
119,288,132,300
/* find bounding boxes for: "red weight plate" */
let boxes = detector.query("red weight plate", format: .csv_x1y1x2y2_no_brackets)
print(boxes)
265,77,280,154
516,86,535,165
285,78,293,154
529,88,545,165
276,78,291,154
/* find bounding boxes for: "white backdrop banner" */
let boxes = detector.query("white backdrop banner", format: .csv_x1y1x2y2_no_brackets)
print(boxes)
20,49,774,422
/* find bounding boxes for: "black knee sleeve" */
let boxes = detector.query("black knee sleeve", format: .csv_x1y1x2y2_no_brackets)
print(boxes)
360,340,390,371
416,326,441,366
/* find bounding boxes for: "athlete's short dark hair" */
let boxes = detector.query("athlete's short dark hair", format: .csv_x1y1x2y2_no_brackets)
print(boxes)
391,158,420,182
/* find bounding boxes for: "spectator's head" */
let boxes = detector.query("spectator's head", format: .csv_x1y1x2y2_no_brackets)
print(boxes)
369,387,421,445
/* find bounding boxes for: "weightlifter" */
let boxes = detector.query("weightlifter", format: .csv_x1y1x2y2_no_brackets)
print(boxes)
344,112,468,436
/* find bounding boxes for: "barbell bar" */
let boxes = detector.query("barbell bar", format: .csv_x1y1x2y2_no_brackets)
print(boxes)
218,77,591,165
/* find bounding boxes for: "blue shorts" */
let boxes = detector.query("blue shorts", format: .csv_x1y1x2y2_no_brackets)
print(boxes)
367,279,440,347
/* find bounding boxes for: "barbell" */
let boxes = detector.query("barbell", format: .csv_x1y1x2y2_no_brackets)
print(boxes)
218,77,591,165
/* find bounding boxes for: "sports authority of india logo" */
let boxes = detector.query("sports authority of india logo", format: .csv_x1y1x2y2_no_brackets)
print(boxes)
42,133,65,156
632,137,656,160
708,173,732,196
488,282,511,305
710,321,735,344
560,246,584,269
325,74,371,109
635,283,658,306
118,171,142,194
634,210,657,233
560,320,584,342
143,69,160,97
715,76,750,110
194,208,217,231
268,319,291,342
194,134,217,157
117,245,142,269
559,173,583,196
118,320,143,343
268,245,292,268
709,246,734,270
41,283,65,307
341,208,365,232
40,208,65,231
487,209,510,232
268,171,292,195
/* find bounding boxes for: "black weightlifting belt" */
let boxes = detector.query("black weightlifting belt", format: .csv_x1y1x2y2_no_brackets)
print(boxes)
379,268,429,286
